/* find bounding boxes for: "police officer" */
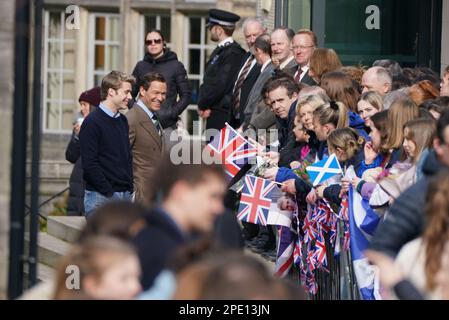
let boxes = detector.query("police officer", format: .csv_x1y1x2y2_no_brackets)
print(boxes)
198,9,246,133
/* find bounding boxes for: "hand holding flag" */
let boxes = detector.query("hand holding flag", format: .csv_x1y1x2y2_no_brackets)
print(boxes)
306,154,342,186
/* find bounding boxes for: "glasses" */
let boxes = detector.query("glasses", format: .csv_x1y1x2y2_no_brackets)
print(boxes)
292,45,315,51
145,39,162,46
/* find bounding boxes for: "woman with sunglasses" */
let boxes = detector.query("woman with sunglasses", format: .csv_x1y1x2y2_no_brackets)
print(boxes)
131,29,191,135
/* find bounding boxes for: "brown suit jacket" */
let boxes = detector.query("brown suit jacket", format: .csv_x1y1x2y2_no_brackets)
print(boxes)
125,103,164,203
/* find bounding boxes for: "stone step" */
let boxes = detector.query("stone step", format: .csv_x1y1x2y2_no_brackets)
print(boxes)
47,216,85,243
23,263,55,284
25,232,72,268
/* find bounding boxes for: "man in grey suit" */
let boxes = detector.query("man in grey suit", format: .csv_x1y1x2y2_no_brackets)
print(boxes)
241,34,274,129
292,29,318,86
270,27,297,77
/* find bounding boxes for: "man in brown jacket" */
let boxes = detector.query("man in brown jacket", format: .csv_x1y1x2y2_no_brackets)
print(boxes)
126,72,167,203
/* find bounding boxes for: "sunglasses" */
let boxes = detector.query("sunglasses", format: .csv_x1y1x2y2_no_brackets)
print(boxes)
145,39,162,45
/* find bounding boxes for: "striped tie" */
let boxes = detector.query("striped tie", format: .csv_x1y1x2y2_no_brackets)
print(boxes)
232,55,255,113
294,67,303,83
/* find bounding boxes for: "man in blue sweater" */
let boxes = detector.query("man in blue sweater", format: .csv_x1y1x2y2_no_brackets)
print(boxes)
80,71,136,216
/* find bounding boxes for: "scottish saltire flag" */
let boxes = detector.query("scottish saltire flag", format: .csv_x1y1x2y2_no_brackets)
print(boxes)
237,175,277,225
306,153,342,186
346,166,382,300
275,226,295,277
206,123,257,178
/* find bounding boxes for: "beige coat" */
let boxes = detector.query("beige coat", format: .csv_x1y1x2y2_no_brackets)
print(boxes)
125,103,164,204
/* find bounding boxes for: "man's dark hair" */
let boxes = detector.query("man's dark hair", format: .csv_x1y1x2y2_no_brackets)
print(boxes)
141,72,166,91
434,96,449,109
216,24,235,37
263,73,299,98
254,34,271,56
149,146,226,202
437,110,449,142
373,59,402,77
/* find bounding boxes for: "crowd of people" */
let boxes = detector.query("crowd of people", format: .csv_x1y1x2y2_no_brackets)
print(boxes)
23,8,449,300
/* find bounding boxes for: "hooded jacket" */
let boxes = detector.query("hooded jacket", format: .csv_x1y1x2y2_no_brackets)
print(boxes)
131,50,191,128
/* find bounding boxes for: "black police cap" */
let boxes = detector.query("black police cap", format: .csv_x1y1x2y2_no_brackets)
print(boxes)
206,9,240,27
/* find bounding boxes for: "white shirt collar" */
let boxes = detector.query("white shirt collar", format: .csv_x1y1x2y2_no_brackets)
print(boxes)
218,37,234,47
261,59,272,73
136,99,155,120
99,102,120,118
280,55,295,70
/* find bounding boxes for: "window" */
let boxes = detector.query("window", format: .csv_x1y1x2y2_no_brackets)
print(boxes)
139,13,171,57
181,16,215,137
42,10,77,133
88,13,120,87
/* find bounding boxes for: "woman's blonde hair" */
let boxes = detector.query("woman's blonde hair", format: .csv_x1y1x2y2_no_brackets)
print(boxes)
296,94,327,115
53,236,137,300
309,48,342,83
403,118,436,164
313,100,349,129
384,97,419,150
327,128,364,160
360,91,383,111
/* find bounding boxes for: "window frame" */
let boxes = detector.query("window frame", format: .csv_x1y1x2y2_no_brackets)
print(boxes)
181,15,215,139
42,10,77,134
87,12,121,89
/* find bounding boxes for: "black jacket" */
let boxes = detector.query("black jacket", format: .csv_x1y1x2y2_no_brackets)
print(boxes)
65,133,85,216
370,151,445,257
131,50,191,128
133,208,187,290
198,41,246,131
229,52,261,128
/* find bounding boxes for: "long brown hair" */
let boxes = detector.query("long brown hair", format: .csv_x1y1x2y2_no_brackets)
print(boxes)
423,170,449,290
403,118,436,164
320,71,360,112
309,48,342,83
384,97,419,150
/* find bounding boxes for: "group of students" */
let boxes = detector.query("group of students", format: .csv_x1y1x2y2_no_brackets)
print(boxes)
47,8,449,299
237,47,449,298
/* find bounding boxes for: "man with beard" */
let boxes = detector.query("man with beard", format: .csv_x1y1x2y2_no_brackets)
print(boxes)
198,9,246,134
126,72,167,204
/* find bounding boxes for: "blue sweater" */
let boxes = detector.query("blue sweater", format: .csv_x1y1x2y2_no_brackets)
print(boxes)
80,107,133,196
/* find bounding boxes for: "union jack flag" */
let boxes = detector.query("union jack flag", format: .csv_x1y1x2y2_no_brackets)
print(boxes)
206,123,257,178
313,233,328,268
237,175,277,225
275,226,295,277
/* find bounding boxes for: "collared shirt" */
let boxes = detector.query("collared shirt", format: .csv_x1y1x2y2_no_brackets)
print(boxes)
279,55,295,70
261,59,272,73
137,99,162,135
294,64,310,82
99,102,120,118
218,36,234,47
137,99,155,120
